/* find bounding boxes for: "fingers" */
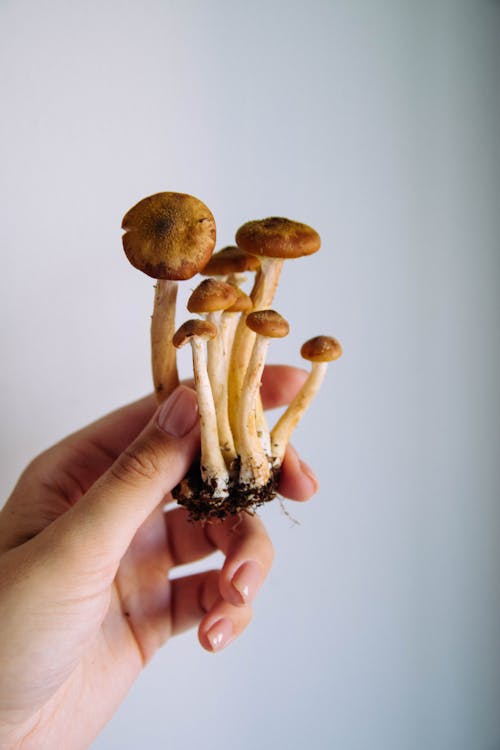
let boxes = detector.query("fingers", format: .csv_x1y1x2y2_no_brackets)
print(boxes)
170,570,253,652
182,365,307,410
128,510,273,655
170,569,218,636
164,507,273,608
260,365,308,409
25,366,307,494
206,514,273,606
199,597,252,653
44,386,200,564
69,365,305,462
68,365,305,468
278,443,319,501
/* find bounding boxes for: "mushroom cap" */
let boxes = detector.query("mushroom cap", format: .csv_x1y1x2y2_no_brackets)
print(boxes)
300,335,342,362
235,217,321,259
200,245,261,276
225,286,252,313
173,319,217,348
187,278,239,313
122,192,216,280
245,309,290,338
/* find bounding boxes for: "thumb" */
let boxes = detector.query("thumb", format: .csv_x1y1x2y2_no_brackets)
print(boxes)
54,385,200,561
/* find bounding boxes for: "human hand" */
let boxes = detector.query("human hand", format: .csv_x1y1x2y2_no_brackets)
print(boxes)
0,366,317,750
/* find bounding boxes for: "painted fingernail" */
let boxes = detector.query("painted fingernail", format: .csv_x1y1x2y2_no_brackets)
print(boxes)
299,459,319,493
206,618,234,652
157,386,198,437
232,561,262,605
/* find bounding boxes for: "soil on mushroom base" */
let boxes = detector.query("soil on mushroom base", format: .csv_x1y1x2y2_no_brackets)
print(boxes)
172,459,281,522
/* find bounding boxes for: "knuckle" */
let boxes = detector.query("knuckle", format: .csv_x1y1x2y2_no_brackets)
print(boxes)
110,442,162,486
20,449,51,479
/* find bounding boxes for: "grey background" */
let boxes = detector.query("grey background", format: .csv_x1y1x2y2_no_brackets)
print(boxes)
1,1,499,748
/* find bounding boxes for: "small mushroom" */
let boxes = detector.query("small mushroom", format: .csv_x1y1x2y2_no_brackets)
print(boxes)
173,319,229,500
238,310,290,488
187,279,239,464
229,217,321,433
236,217,321,308
200,245,261,280
271,335,342,466
122,192,216,402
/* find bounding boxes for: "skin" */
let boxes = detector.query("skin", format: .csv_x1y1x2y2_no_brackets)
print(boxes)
0,366,317,750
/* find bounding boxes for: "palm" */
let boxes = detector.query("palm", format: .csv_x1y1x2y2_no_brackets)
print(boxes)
3,450,217,747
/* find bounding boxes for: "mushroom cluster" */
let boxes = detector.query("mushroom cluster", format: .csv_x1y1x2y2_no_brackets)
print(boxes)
122,192,342,521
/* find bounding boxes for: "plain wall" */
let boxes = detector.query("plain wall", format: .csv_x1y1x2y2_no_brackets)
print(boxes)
1,1,499,748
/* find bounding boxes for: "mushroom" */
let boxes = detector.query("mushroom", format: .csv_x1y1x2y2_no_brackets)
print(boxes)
187,279,239,464
122,192,216,402
228,217,321,433
238,310,290,488
270,335,342,466
173,319,229,500
200,245,261,282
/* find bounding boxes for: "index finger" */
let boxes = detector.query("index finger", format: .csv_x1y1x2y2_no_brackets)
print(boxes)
63,365,308,461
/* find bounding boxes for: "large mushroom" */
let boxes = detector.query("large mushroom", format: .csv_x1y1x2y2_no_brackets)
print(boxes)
271,335,342,466
122,192,216,401
228,217,321,435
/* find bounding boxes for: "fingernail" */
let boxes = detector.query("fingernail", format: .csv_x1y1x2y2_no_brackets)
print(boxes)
206,618,234,652
232,561,262,605
157,386,198,437
299,459,319,493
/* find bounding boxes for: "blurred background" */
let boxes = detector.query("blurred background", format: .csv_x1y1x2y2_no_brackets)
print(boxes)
1,0,499,748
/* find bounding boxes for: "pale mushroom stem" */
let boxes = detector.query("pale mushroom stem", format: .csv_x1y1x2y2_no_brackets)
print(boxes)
228,257,284,444
238,336,272,488
206,311,237,465
151,279,179,402
255,401,271,456
206,310,224,397
270,361,328,466
220,312,239,370
190,337,230,499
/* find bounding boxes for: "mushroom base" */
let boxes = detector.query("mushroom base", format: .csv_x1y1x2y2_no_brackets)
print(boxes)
172,459,281,522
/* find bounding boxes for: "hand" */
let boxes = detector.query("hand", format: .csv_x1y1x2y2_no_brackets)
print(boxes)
0,366,317,750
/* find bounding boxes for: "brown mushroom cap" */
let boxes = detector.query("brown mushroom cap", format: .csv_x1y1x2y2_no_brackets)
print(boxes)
173,319,217,348
200,246,261,276
226,286,253,313
122,192,216,280
235,217,321,259
245,310,290,338
187,278,238,313
300,335,342,362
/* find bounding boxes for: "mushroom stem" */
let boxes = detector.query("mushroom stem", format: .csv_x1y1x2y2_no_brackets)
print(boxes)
238,335,271,487
151,279,179,402
251,257,285,309
255,399,271,456
207,310,237,465
220,312,239,369
228,257,284,443
190,336,229,499
206,310,223,394
270,362,328,466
